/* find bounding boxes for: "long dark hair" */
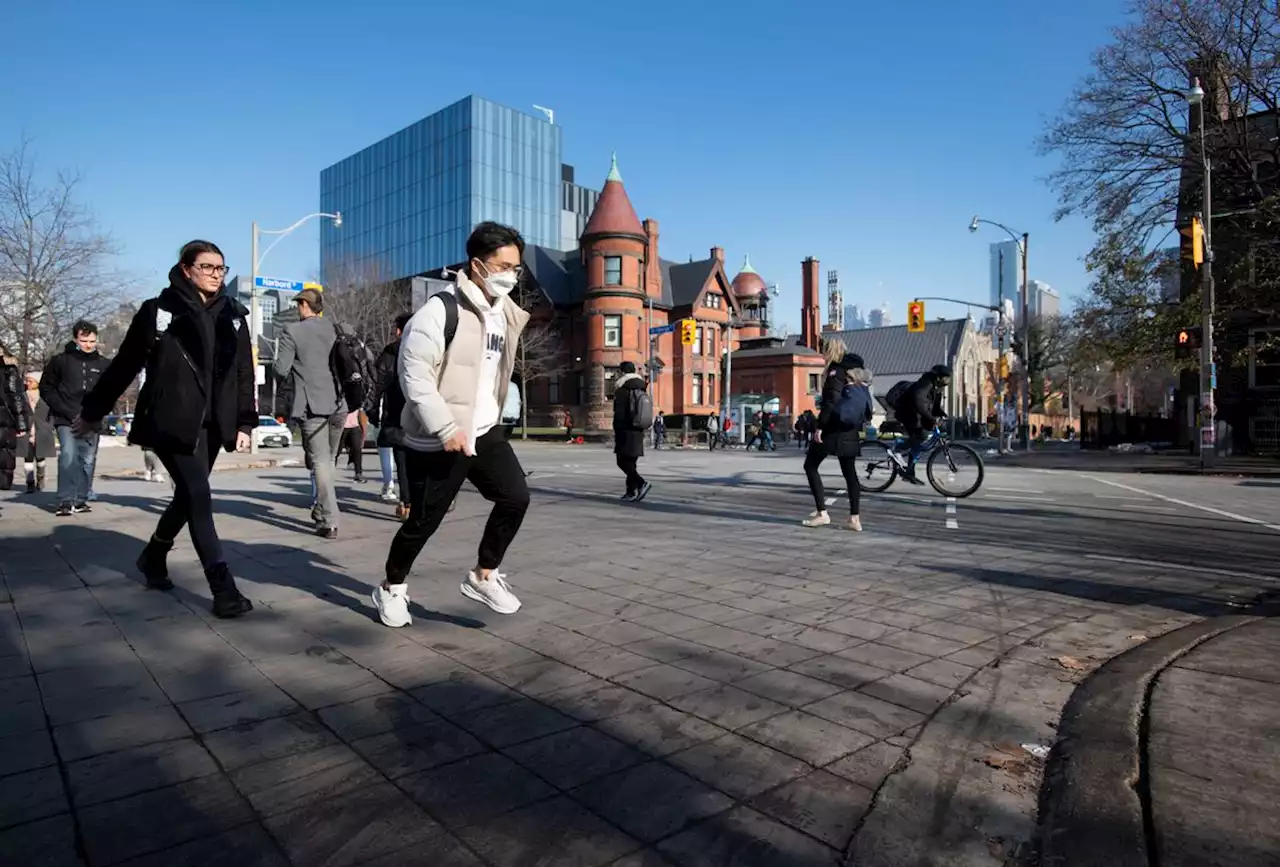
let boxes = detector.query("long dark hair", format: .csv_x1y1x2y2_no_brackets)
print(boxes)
179,240,224,266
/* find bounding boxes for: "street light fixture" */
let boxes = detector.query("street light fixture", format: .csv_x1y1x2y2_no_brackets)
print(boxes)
968,215,1031,451
248,211,342,451
1186,77,1215,467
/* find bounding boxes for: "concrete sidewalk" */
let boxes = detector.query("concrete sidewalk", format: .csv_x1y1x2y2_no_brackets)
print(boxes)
1038,615,1280,867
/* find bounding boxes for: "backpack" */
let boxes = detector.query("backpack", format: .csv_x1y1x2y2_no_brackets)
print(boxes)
836,383,871,427
629,389,655,431
884,380,911,413
331,326,376,413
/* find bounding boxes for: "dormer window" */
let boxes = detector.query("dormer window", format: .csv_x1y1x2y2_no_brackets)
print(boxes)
703,294,722,309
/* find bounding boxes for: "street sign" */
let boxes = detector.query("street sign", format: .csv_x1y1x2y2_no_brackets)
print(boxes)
254,277,306,292
649,324,676,335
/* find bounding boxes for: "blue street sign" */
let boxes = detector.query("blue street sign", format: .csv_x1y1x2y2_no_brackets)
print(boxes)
649,324,676,335
254,276,305,292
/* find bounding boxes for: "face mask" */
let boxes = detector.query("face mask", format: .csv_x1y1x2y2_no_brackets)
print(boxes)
476,262,519,297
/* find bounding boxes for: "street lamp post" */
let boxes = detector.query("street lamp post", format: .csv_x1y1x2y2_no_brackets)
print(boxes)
249,211,342,452
969,216,1032,451
1187,78,1216,468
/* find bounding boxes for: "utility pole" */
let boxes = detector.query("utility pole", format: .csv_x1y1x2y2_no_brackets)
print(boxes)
249,221,260,454
1020,232,1031,452
1188,77,1216,467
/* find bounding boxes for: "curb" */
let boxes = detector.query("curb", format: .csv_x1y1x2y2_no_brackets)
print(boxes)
102,459,298,480
1035,614,1260,867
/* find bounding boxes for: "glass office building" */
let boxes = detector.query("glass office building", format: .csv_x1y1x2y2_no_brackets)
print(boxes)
319,96,563,281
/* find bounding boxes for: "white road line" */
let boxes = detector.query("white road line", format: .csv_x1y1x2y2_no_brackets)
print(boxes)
1087,475,1280,532
990,494,1050,503
1085,554,1279,583
989,487,1045,494
945,495,958,529
824,497,837,506
1094,494,1148,501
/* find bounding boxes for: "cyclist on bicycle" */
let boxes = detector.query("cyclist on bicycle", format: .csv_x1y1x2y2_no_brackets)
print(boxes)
890,364,951,483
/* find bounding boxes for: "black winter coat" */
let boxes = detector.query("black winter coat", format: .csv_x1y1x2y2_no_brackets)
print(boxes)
900,372,945,429
612,373,648,458
368,339,406,445
815,363,870,458
40,342,108,428
0,363,29,490
81,267,256,455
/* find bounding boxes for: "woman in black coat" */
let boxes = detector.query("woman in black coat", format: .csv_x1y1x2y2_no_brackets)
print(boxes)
78,240,255,618
23,371,55,492
612,361,651,501
803,350,872,531
0,352,30,491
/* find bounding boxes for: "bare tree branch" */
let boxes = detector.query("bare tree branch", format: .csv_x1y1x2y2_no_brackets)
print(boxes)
0,138,127,370
315,258,410,351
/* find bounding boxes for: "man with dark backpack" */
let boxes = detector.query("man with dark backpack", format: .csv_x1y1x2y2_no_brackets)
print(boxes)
888,364,952,484
612,361,653,502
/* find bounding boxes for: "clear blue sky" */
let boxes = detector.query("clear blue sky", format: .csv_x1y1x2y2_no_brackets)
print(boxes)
1,0,1127,330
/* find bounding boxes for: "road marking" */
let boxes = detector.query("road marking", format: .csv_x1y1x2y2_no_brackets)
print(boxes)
945,495,958,529
1085,553,1279,583
1087,476,1280,532
1094,494,1148,501
990,494,1049,503
824,497,837,506
989,487,1045,494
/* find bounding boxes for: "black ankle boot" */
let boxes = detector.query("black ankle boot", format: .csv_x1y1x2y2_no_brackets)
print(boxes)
205,563,253,619
136,537,175,591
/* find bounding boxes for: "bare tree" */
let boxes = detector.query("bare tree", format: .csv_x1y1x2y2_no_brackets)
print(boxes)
316,258,409,351
511,278,567,437
0,138,125,370
1040,0,1280,349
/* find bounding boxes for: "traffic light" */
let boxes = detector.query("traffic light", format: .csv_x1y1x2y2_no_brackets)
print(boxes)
1179,217,1204,268
680,319,696,346
907,301,925,333
1175,326,1202,358
998,355,1009,380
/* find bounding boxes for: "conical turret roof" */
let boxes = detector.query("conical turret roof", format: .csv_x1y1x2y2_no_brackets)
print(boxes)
582,153,645,239
732,254,767,297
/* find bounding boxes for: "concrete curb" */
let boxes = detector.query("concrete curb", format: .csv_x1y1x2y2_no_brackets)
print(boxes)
102,458,300,480
1035,614,1261,867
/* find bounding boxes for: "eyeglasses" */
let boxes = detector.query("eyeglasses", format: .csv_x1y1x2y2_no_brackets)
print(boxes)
192,263,229,276
483,261,525,277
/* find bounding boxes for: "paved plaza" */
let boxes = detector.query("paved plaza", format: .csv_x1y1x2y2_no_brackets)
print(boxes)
1,442,1278,866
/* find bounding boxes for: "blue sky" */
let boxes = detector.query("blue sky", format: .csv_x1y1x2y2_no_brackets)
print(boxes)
1,0,1126,330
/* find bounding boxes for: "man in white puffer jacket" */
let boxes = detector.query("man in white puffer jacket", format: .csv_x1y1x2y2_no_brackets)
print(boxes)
373,222,531,628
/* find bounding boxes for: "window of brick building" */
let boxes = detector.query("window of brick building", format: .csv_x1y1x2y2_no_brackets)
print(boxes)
604,256,622,286
604,314,622,347
548,374,561,404
692,373,703,405
808,373,820,392
692,327,702,355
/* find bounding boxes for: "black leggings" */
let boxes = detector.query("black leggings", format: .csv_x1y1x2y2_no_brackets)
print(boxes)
154,427,224,568
393,445,411,507
803,448,861,515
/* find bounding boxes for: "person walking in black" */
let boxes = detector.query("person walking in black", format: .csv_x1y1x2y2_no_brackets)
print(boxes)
40,321,107,515
77,240,255,618
613,361,652,501
0,348,29,493
802,351,872,531
368,312,413,521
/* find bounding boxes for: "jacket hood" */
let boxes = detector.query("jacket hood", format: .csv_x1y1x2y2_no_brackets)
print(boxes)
616,372,646,390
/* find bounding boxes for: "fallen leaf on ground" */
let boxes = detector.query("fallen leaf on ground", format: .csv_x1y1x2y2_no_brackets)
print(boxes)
1052,655,1088,671
1128,634,1149,642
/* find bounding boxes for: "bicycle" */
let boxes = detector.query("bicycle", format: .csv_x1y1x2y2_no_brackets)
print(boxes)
855,427,985,498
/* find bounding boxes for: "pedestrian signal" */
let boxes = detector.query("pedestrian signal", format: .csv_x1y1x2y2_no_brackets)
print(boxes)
1175,326,1202,358
680,319,697,346
907,301,925,333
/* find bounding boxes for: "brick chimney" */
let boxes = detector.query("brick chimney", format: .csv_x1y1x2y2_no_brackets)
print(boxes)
710,246,724,263
801,257,821,351
643,219,662,301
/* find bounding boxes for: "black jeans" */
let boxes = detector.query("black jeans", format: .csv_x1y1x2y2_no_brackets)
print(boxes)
803,447,861,515
616,455,645,495
385,427,530,582
154,426,224,568
392,445,412,507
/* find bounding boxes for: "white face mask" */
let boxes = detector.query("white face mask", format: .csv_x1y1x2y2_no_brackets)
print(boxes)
476,261,519,297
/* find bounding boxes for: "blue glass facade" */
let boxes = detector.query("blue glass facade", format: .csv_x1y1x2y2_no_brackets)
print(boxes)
319,96,562,281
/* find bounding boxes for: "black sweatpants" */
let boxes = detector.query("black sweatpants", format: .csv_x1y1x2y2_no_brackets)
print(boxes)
803,447,861,516
154,426,225,568
616,455,645,495
392,444,412,507
385,426,530,583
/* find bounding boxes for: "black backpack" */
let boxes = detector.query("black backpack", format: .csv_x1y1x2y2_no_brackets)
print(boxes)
331,326,377,413
884,380,911,414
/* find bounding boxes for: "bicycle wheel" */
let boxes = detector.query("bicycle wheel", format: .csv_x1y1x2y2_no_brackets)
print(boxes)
926,442,985,498
854,441,898,493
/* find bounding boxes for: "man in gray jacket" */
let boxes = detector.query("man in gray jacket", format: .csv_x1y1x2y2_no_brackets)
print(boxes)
275,288,344,538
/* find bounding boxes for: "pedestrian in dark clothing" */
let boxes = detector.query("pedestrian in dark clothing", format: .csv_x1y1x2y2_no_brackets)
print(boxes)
803,349,871,531
78,240,255,618
22,371,53,493
368,313,413,520
40,321,107,515
0,351,30,492
652,411,666,450
891,364,951,483
613,361,651,501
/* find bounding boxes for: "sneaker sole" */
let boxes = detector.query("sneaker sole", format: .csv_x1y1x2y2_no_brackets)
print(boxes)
459,582,521,615
371,590,412,628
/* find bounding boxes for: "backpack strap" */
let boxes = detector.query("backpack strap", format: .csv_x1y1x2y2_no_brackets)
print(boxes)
436,292,459,349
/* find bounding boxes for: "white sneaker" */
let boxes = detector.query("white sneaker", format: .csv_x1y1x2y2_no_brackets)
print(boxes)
379,486,398,502
153,474,167,485
372,582,412,627
460,571,521,615
143,471,153,482
803,511,832,527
